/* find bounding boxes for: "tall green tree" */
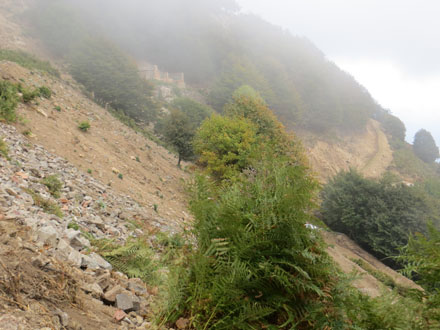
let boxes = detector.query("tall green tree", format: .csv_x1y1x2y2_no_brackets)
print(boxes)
413,129,439,163
162,110,194,167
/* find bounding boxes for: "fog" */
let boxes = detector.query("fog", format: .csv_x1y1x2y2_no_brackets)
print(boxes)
237,0,440,145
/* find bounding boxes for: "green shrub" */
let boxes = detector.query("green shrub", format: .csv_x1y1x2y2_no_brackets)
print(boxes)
320,169,431,268
0,49,60,77
41,175,62,198
0,138,9,160
38,86,52,99
118,173,123,180
78,121,91,132
0,80,19,122
21,88,40,103
54,105,61,112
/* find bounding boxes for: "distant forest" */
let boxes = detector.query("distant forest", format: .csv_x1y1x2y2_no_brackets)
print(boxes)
27,0,402,134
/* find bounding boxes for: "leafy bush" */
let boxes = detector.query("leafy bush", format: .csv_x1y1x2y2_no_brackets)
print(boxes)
413,129,439,163
320,169,431,268
38,86,52,99
0,49,60,77
0,80,19,122
78,121,91,132
194,114,257,180
41,175,62,198
21,87,40,103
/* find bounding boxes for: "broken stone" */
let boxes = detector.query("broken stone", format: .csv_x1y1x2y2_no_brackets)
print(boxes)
128,278,148,296
36,226,59,247
114,309,127,322
116,293,134,312
176,317,190,329
103,285,124,303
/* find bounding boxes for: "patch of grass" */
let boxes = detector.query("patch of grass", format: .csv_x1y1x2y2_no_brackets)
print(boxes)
22,129,32,137
67,221,80,231
21,88,40,103
153,204,158,213
78,121,90,132
0,49,60,77
41,175,63,198
0,80,19,122
25,189,63,218
54,105,61,112
87,169,92,174
0,138,9,160
118,173,123,180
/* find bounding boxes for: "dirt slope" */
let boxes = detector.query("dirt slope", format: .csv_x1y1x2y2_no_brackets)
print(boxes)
303,120,393,182
0,61,191,232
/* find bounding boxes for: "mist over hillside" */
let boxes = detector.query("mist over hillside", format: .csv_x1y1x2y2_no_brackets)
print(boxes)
27,0,400,135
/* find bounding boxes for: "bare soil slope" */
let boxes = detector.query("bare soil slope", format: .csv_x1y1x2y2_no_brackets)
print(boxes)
304,120,393,182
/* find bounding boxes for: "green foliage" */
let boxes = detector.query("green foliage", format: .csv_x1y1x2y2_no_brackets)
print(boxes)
54,105,61,112
171,97,213,126
194,114,257,180
87,169,92,174
78,121,90,132
26,189,63,218
0,80,19,123
0,138,9,160
398,224,440,322
320,169,431,268
38,86,52,99
118,173,123,180
413,129,439,163
93,238,159,284
160,110,195,166
41,175,63,198
70,37,158,122
167,157,343,329
21,88,40,103
382,113,406,141
67,221,80,231
0,49,60,77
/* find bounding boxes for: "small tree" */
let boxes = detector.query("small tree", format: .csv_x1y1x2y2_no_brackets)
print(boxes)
413,129,439,163
193,114,257,180
162,109,195,167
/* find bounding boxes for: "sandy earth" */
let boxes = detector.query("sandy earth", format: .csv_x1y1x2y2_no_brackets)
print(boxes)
303,119,393,182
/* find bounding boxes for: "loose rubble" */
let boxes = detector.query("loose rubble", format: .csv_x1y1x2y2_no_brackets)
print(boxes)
0,123,180,329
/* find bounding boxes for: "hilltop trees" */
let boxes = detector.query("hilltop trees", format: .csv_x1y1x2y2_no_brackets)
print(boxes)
413,129,439,163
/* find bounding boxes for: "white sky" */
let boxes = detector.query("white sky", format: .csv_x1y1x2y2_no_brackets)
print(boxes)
237,0,440,145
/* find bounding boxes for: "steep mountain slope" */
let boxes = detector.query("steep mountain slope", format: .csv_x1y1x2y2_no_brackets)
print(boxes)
0,1,421,326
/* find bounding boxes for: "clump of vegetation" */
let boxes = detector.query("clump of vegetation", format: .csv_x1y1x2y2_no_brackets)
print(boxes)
67,221,80,231
118,173,123,180
78,121,90,132
413,129,439,163
41,175,63,198
156,98,212,167
0,80,19,123
54,105,61,112
22,129,32,136
93,238,159,284
0,49,60,77
21,88,40,103
26,189,63,218
0,138,9,160
87,169,92,174
38,86,52,99
320,169,433,268
398,223,440,322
